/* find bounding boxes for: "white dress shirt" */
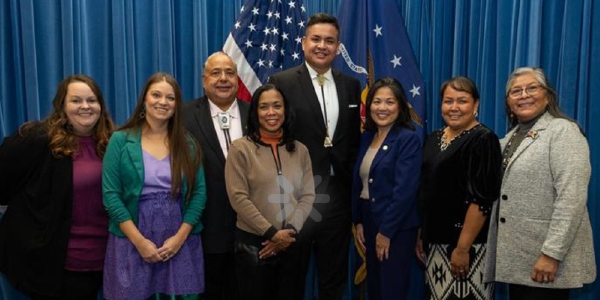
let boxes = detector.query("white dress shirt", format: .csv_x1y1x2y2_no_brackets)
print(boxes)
306,63,339,140
208,99,243,158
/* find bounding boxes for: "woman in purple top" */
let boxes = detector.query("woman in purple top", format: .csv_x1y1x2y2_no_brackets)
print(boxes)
102,72,206,300
0,75,114,299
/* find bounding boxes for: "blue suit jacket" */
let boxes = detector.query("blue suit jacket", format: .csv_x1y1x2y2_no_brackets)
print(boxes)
351,127,422,238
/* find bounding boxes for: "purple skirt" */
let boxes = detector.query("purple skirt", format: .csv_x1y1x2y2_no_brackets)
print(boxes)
103,192,204,300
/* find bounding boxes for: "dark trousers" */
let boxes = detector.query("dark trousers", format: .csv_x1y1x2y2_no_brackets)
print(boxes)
361,200,416,300
299,178,352,300
235,229,304,300
509,283,570,300
30,270,102,300
203,252,239,300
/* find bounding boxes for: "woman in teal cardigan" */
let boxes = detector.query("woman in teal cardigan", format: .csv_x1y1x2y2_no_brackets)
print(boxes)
102,72,206,300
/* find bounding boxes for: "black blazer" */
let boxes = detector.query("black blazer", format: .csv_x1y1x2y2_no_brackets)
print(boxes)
269,64,361,202
183,97,249,254
0,125,73,298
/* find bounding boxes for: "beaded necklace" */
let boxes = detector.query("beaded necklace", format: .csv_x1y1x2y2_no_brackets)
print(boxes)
439,123,481,151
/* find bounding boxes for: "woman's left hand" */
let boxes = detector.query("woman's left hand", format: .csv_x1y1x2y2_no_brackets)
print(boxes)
376,233,390,262
450,247,470,280
158,234,185,262
531,254,559,284
259,240,280,259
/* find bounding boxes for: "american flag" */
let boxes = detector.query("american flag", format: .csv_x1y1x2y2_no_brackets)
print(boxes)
223,0,307,102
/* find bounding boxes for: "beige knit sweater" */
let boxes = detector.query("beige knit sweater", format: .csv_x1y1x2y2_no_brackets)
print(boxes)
225,137,315,237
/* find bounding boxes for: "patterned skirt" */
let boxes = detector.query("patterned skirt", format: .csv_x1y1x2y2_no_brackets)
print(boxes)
424,243,493,300
103,192,204,300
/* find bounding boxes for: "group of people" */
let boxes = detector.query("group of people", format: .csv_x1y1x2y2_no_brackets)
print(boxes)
415,69,595,300
0,12,595,300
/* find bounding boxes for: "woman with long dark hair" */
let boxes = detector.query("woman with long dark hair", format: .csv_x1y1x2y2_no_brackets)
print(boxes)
102,72,206,300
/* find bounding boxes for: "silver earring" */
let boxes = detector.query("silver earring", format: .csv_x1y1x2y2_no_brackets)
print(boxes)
474,110,479,118
139,107,146,119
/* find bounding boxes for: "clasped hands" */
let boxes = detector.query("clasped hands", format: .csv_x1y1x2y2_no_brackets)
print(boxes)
134,234,185,264
259,228,296,259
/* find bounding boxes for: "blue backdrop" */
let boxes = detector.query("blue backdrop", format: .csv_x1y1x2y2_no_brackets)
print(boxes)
1,0,599,299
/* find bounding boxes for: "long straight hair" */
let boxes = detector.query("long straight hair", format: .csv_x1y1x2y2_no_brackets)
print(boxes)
120,72,202,201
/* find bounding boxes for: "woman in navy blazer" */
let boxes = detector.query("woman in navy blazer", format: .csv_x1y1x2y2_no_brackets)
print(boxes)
351,77,422,300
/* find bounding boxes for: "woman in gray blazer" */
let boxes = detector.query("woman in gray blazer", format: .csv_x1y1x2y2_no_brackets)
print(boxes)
484,67,596,299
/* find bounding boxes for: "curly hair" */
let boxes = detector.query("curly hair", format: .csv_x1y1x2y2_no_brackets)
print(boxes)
20,74,114,158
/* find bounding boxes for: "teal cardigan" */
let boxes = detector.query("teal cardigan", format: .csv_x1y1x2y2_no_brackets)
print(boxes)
102,129,206,237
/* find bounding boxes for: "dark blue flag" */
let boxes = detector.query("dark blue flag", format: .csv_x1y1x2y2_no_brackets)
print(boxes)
334,0,427,133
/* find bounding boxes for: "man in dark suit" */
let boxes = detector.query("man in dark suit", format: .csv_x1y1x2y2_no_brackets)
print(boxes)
269,13,361,300
183,52,248,300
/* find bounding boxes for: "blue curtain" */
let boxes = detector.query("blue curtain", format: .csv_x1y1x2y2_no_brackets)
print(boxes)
1,1,599,299
401,1,600,299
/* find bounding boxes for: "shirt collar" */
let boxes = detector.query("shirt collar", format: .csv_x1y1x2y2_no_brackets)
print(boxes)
305,62,333,82
208,98,239,119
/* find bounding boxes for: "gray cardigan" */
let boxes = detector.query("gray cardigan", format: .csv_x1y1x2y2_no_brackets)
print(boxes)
484,112,596,288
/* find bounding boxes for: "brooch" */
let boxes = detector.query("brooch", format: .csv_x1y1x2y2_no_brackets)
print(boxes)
526,130,538,139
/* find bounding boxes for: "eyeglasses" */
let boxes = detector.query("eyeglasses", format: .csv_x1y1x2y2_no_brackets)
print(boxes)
508,84,544,98
206,69,237,79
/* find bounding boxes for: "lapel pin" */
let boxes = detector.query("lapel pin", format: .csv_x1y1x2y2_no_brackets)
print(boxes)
526,130,538,139
382,145,388,151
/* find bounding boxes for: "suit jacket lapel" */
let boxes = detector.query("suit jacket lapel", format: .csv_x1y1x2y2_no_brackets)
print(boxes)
505,112,552,171
195,97,226,164
370,129,398,171
332,69,348,143
238,99,249,135
298,64,327,132
125,130,144,181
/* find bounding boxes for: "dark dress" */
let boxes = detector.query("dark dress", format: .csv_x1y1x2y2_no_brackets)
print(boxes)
419,124,501,300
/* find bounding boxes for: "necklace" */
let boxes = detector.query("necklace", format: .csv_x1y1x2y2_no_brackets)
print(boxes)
439,124,480,151
501,131,518,169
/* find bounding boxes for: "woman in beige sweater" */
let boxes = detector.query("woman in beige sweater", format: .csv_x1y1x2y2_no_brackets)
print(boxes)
225,84,315,300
